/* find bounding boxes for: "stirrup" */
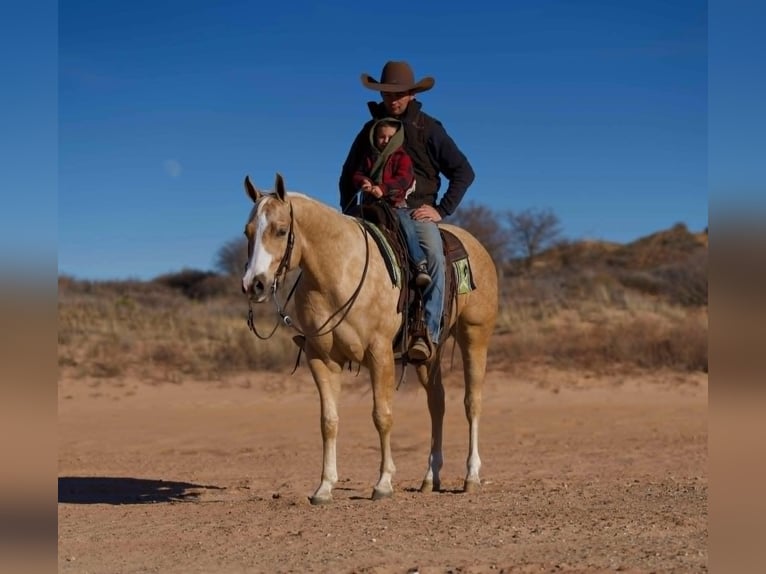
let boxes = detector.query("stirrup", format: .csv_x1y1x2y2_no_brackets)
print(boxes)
408,336,431,362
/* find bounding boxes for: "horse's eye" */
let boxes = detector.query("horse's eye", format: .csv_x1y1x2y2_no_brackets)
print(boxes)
276,228,288,238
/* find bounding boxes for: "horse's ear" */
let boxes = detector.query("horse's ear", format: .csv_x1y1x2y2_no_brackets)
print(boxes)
274,172,286,202
244,175,262,204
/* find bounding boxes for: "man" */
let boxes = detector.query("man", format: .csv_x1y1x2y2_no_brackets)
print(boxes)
339,60,475,361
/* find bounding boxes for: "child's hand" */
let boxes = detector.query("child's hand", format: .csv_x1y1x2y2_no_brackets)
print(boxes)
361,180,373,193
370,185,383,198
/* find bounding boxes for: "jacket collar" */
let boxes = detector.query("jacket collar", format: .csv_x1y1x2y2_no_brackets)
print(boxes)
367,100,423,121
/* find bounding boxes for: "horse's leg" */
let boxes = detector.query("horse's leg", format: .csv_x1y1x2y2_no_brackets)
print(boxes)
367,347,397,500
307,355,342,505
459,325,491,493
416,361,444,493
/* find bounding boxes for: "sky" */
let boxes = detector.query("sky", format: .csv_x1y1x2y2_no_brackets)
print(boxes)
52,0,711,280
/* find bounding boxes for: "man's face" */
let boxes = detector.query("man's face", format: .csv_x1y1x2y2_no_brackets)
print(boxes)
381,91,414,117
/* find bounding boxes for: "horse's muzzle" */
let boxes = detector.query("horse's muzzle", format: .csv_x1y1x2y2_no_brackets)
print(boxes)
242,278,268,303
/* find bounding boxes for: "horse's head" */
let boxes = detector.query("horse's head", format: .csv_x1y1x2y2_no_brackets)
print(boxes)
241,173,294,302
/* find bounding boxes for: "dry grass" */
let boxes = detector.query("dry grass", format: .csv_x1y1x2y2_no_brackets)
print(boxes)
489,223,707,373
494,287,707,372
58,224,707,382
58,277,298,383
59,264,707,384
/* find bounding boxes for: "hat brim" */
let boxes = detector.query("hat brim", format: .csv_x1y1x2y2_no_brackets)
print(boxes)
360,73,435,94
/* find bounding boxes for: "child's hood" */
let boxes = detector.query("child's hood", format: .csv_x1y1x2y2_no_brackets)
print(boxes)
368,117,404,150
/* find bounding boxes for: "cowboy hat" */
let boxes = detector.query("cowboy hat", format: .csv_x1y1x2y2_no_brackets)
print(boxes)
360,61,435,94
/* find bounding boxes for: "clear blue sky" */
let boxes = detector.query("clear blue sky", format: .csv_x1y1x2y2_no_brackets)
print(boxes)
56,0,708,280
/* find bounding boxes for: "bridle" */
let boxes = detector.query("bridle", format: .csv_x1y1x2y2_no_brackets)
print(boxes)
246,202,296,340
246,201,372,341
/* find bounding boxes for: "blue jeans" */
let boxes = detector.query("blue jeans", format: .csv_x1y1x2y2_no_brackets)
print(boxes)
397,209,445,345
395,209,427,267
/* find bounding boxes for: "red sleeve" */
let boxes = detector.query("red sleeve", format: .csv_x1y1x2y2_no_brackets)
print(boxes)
381,150,415,205
351,156,373,190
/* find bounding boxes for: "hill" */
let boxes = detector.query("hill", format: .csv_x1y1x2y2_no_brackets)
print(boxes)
524,223,708,308
536,222,707,270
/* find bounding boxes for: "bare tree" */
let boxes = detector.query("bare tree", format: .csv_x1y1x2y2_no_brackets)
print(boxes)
506,208,562,271
215,236,248,276
447,201,511,267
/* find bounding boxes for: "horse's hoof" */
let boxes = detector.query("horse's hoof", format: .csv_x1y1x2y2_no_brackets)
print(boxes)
463,479,481,493
309,494,333,506
371,488,393,501
419,480,441,493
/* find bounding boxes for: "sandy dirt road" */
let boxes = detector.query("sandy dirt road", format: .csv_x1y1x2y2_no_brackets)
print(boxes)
58,366,707,573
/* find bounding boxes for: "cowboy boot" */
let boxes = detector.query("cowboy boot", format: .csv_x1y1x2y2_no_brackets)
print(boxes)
414,260,432,288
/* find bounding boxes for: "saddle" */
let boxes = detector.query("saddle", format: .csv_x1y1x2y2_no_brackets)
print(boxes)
353,202,475,361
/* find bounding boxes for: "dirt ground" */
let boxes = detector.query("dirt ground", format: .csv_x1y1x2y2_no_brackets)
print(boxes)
58,365,707,573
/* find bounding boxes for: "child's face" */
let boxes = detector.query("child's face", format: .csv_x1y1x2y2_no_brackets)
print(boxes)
374,125,397,151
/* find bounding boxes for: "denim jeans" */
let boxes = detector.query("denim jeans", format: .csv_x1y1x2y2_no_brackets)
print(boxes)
397,209,445,345
395,209,427,266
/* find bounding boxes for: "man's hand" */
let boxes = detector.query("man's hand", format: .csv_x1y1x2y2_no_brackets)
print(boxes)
412,204,442,222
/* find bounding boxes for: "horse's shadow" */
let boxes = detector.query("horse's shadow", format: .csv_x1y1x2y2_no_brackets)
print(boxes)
402,486,464,495
58,476,224,505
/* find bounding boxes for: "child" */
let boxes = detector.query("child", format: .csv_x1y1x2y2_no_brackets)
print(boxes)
352,118,431,288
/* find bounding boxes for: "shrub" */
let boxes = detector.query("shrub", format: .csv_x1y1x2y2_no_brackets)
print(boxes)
153,269,229,300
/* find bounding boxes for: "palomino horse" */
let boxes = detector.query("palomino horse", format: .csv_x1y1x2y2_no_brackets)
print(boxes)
241,173,498,504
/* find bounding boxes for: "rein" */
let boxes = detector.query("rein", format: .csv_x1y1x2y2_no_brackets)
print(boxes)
247,207,372,343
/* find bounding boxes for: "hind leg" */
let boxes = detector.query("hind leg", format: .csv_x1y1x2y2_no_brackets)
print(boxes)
459,325,491,493
416,360,444,493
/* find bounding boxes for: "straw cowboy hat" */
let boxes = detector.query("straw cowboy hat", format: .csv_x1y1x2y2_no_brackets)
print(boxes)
360,61,435,94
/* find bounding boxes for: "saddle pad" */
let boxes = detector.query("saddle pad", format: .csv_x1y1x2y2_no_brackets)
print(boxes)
453,258,474,294
361,220,402,288
440,229,476,294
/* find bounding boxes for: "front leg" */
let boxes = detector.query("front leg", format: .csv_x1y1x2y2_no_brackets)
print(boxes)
366,345,397,500
307,355,342,505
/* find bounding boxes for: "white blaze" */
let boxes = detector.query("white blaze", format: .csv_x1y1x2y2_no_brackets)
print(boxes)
242,208,273,290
